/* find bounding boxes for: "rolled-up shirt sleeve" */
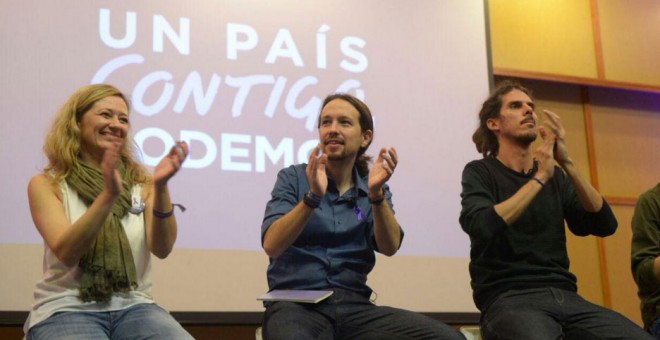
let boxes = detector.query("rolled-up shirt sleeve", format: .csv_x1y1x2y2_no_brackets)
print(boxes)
261,166,306,246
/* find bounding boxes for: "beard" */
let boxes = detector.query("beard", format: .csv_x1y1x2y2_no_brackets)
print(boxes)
512,130,538,146
326,151,350,162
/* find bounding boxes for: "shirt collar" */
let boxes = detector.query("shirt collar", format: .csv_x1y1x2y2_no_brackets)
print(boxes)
326,167,369,197
353,167,369,196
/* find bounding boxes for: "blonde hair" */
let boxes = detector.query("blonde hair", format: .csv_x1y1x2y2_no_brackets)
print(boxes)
43,84,149,184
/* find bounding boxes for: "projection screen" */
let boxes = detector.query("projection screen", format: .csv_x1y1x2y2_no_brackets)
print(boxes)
0,0,489,314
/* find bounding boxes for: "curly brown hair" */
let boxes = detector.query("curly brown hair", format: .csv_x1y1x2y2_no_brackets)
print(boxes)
472,80,532,157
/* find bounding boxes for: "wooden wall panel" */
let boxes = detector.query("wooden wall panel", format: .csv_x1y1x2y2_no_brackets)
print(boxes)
588,87,660,197
598,0,660,86
489,0,598,78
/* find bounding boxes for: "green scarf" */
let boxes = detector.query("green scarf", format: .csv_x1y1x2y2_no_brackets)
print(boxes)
67,161,138,303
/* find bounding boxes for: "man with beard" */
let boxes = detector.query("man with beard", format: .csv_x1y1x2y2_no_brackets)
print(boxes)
459,80,652,339
260,93,465,340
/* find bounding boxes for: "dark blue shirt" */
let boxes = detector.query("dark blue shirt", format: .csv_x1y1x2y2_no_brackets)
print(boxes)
261,163,400,298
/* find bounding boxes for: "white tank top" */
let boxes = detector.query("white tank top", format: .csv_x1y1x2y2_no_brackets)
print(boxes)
24,181,154,332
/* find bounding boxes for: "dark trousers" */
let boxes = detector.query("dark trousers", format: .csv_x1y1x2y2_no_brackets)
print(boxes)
263,288,465,340
650,318,660,339
480,287,653,340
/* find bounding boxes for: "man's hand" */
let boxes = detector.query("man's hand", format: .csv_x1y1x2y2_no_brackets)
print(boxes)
306,144,328,196
542,110,571,166
534,127,557,183
368,147,398,197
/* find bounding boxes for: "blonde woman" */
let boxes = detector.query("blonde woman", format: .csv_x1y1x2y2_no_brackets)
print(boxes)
24,84,193,339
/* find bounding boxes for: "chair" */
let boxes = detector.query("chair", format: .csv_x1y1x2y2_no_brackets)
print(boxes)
459,325,483,340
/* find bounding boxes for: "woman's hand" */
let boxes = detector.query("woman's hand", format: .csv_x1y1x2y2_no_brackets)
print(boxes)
153,141,188,186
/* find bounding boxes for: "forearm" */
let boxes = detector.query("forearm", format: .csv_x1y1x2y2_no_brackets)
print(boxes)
53,191,117,266
494,179,544,225
148,184,178,258
372,201,401,256
561,160,602,212
263,202,314,258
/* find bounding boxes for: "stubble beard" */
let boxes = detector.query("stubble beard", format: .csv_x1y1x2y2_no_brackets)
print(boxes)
513,130,538,147
326,152,348,162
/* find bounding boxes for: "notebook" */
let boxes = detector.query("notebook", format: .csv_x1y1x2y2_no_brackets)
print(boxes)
257,290,334,303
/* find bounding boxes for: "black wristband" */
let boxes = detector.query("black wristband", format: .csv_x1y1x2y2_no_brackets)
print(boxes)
153,203,186,218
303,191,322,209
532,177,545,187
368,192,385,205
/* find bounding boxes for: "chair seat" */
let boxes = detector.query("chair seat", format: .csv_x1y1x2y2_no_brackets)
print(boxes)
459,325,482,340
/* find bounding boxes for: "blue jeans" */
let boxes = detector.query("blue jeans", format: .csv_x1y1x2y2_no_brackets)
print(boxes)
263,288,465,340
480,287,653,340
27,303,193,340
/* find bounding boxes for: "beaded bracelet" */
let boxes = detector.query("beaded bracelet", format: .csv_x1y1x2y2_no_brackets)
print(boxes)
153,203,187,218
